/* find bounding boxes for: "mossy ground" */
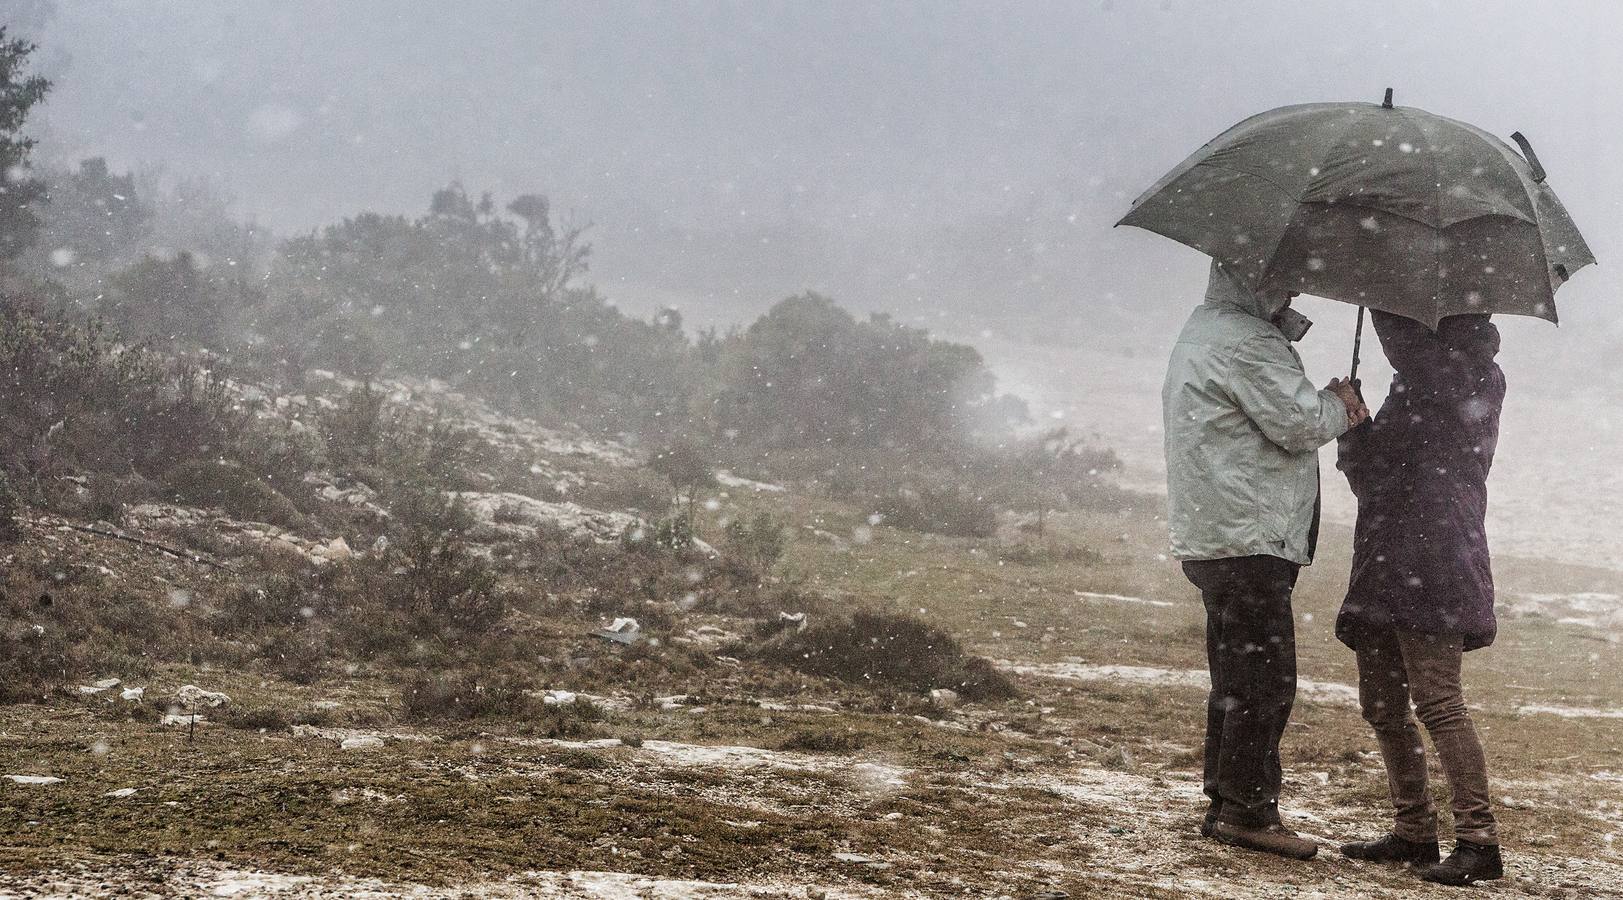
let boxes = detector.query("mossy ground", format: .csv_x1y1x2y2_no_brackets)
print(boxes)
4,493,1623,897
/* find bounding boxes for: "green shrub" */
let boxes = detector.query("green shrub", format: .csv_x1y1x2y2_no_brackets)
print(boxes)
162,459,302,527
724,512,787,577
402,671,551,721
321,382,391,468
0,309,246,492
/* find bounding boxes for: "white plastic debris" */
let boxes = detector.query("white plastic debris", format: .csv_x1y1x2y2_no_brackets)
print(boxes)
120,686,145,702
4,775,63,785
592,617,642,644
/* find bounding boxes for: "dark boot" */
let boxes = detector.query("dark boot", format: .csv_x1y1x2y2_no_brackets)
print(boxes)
1417,840,1503,886
1340,832,1441,865
1200,799,1221,838
1210,821,1318,860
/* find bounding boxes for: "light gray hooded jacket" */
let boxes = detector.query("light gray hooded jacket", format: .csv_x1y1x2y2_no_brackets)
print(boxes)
1162,262,1350,565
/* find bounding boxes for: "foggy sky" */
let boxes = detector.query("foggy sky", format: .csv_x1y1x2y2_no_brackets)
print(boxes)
17,1,1623,354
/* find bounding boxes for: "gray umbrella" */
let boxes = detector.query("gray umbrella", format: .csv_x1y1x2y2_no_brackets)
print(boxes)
1118,90,1594,329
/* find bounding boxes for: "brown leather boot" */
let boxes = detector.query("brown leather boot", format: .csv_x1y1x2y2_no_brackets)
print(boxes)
1210,821,1318,860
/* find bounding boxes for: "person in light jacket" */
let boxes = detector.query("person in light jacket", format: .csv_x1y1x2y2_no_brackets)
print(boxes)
1163,260,1364,860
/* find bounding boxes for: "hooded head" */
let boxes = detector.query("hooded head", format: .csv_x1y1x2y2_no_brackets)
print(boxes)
1373,310,1500,380
1203,259,1292,322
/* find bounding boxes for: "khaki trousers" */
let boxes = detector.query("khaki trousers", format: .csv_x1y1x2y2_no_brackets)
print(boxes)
1354,627,1497,845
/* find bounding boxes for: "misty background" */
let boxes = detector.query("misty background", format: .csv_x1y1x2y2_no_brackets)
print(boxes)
14,0,1622,566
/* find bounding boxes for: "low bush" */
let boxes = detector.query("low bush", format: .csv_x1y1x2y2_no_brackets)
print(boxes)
755,610,1015,701
876,486,999,538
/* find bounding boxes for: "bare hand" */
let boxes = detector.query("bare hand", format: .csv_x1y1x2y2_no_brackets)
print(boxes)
1326,378,1368,427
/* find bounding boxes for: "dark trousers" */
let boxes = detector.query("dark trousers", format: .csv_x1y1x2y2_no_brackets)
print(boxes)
1183,554,1301,825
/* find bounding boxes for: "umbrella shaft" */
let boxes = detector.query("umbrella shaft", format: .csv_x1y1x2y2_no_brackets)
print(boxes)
1351,306,1365,383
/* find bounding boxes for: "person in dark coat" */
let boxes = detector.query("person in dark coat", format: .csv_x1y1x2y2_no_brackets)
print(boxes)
1334,310,1506,887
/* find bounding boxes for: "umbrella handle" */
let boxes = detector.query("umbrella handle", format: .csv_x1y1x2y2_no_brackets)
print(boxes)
1350,305,1365,385
1510,131,1547,183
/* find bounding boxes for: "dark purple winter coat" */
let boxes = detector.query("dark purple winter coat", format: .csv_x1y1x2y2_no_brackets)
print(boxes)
1335,310,1505,652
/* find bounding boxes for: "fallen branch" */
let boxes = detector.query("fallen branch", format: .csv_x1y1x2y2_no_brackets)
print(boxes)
30,519,234,571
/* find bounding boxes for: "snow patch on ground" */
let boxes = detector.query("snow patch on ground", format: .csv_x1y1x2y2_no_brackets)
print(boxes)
4,774,63,785
289,726,437,745
512,737,911,788
714,470,786,493
1072,590,1175,608
1005,659,1623,723
1505,591,1623,630
0,860,890,899
1518,704,1623,720
998,659,1361,706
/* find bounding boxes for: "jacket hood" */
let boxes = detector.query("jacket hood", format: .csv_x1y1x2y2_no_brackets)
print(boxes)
1373,310,1500,378
1202,260,1289,322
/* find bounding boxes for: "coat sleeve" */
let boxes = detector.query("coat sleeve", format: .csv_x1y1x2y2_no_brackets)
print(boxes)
1336,419,1378,496
1227,333,1351,453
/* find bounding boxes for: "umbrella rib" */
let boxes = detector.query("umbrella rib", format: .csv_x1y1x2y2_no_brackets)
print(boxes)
1395,105,1444,321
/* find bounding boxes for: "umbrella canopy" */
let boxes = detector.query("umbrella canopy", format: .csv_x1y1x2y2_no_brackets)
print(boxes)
1118,95,1594,327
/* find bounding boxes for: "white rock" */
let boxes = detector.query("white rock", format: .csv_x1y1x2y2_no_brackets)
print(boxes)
313,536,354,563
175,685,230,708
929,688,961,709
104,787,137,798
450,491,643,544
340,736,385,751
78,677,121,694
161,713,206,727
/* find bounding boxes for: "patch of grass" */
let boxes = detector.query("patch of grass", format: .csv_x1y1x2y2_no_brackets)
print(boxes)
778,729,865,753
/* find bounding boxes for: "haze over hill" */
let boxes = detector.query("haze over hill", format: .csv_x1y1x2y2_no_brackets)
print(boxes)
14,0,1623,567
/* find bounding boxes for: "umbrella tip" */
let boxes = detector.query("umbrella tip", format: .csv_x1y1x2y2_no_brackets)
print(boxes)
1381,87,1394,109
